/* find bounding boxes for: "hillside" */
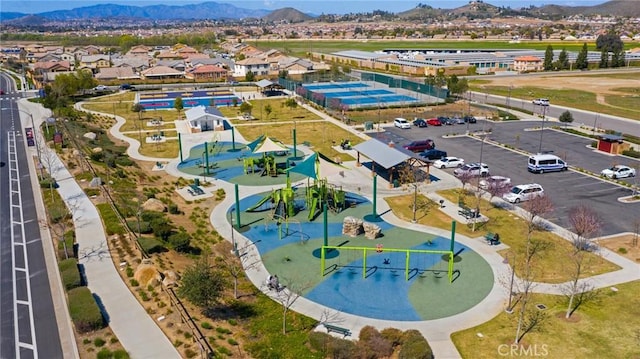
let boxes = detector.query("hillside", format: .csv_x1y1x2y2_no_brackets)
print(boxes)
262,8,313,23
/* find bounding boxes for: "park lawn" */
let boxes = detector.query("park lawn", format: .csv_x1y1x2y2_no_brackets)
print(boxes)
220,98,322,123
384,194,483,238
451,280,640,359
82,99,180,133
437,189,619,283
138,139,179,158
235,121,361,161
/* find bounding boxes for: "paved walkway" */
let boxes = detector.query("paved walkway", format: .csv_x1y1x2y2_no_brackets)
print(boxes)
73,95,640,359
20,100,180,359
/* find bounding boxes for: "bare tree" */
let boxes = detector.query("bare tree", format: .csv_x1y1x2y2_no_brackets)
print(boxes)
563,205,602,318
273,277,311,335
514,195,554,344
484,180,512,204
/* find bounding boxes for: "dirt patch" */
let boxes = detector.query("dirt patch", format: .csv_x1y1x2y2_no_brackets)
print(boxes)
555,311,582,323
598,234,640,262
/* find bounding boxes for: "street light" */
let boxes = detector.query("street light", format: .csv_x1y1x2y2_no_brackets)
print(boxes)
538,105,547,154
1,107,43,179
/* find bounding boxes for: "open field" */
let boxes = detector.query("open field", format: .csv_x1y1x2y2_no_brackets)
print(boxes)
254,40,640,57
470,71,640,120
451,280,640,359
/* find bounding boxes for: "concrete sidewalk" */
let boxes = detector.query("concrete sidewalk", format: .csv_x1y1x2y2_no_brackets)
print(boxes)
20,101,180,359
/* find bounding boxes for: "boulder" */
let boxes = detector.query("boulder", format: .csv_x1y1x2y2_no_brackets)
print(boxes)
342,216,363,237
83,132,97,141
363,222,382,240
162,270,181,288
92,147,103,153
142,198,167,212
134,262,159,287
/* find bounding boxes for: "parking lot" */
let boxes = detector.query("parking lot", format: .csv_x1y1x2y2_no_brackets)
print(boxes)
378,119,639,235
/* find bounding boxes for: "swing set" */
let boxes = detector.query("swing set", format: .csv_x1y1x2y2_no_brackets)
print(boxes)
320,245,456,283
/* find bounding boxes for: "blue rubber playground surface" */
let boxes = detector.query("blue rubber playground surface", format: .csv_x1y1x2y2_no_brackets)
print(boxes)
232,191,495,321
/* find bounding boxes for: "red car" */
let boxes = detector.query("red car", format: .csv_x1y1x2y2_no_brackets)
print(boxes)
0,89,5,95
426,118,442,126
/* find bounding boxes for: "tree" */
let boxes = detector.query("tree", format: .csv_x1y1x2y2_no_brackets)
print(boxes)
283,98,297,110
543,45,554,71
513,195,554,344
575,43,589,70
264,104,272,120
559,110,574,127
131,103,145,141
596,32,623,53
483,179,511,203
563,205,602,319
599,49,609,69
245,71,255,82
174,96,183,117
178,257,225,307
446,75,468,97
273,277,310,334
239,101,252,116
556,48,569,70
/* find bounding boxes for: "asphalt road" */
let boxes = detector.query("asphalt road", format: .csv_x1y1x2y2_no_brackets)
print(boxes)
380,119,640,235
0,74,62,359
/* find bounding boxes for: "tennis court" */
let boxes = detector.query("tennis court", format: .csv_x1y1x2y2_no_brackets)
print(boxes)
300,81,418,109
136,89,242,110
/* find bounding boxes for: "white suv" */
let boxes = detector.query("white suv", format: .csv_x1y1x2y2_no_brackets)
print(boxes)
503,183,544,203
532,98,549,106
454,162,489,177
394,118,411,129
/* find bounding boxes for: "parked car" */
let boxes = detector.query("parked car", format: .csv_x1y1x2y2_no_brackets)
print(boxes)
0,89,5,95
453,116,465,124
600,165,636,179
479,175,512,190
394,118,411,129
426,118,442,126
503,183,544,203
403,139,436,152
533,98,550,106
94,85,108,91
437,116,453,125
463,115,477,123
413,118,427,128
420,149,447,160
454,162,490,177
120,83,135,90
433,157,465,169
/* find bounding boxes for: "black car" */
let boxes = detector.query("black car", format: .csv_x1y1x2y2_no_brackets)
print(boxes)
463,115,477,123
437,116,450,125
420,149,448,160
413,118,427,127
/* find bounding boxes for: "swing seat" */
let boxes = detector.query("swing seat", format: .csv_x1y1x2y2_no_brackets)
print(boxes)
434,271,443,278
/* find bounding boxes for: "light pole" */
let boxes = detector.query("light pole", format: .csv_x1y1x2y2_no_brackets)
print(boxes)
2,107,43,179
538,105,547,154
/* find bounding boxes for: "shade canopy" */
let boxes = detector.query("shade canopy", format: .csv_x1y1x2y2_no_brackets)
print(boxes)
353,139,411,169
252,137,289,154
287,152,347,180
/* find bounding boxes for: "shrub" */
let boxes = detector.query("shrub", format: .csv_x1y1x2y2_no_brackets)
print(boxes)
126,220,152,234
398,330,433,359
201,322,213,329
138,237,165,254
68,287,105,333
94,337,106,347
168,231,191,252
84,188,101,197
130,279,139,287
622,149,640,158
59,258,82,290
96,203,125,235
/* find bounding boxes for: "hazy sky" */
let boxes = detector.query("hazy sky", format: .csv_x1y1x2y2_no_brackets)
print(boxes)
0,0,608,15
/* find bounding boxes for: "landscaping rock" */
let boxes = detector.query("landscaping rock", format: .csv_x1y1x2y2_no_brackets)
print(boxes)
342,216,363,237
134,262,158,287
162,270,180,288
143,198,167,212
363,222,382,240
83,132,97,140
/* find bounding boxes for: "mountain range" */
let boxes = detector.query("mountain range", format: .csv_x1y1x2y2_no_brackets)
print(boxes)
1,0,638,23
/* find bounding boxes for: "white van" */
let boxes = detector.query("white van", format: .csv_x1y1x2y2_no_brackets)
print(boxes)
527,154,567,174
503,183,544,203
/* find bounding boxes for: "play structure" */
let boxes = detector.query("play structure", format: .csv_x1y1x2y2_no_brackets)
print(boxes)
242,135,291,177
305,178,346,221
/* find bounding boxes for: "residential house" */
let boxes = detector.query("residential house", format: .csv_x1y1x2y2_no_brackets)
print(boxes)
79,55,111,73
127,45,152,57
186,64,228,81
233,57,269,78
140,65,184,80
96,67,139,81
30,60,72,87
280,58,314,75
112,56,150,73
156,60,186,72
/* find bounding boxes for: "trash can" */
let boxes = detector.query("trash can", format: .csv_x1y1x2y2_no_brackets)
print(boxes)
393,179,400,188
364,121,374,131
194,178,200,187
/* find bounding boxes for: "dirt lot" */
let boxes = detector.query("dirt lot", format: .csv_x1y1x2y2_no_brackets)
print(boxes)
598,234,640,263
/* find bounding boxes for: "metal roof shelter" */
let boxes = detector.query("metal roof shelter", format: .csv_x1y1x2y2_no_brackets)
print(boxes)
354,139,411,169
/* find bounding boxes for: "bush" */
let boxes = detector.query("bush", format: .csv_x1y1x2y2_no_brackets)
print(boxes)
398,330,433,359
96,203,125,235
39,177,58,189
126,220,152,234
59,258,82,290
622,149,640,158
94,337,106,347
68,287,105,333
201,322,213,329
138,237,165,254
168,231,191,252
84,188,101,197
115,156,134,166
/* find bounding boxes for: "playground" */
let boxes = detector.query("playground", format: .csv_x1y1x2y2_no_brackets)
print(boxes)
173,128,495,321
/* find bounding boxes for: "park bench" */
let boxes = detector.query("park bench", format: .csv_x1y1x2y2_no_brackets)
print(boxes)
485,232,501,245
324,324,352,338
458,205,479,219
